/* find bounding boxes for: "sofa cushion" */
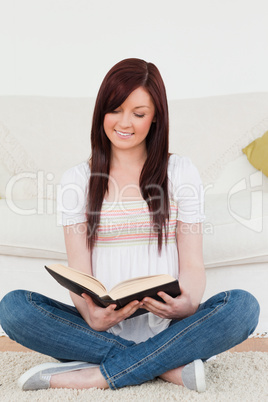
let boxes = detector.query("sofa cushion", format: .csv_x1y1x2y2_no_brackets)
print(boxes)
0,97,94,200
204,191,268,267
168,93,268,185
202,154,268,266
0,162,9,198
205,154,268,195
242,131,268,177
0,199,66,259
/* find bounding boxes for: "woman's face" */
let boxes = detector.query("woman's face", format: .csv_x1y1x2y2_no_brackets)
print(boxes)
103,87,156,154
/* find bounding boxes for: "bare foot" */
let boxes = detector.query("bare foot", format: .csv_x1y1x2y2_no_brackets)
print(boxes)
50,366,109,389
159,365,185,386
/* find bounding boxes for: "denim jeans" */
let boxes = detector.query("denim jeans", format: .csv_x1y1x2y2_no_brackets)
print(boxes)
0,289,259,389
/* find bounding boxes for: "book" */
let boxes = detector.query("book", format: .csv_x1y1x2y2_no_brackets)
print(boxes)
45,264,181,318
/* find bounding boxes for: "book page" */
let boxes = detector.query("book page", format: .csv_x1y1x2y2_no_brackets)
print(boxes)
109,274,176,300
46,264,108,297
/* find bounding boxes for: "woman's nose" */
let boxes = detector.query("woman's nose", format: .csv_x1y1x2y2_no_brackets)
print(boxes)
119,112,132,128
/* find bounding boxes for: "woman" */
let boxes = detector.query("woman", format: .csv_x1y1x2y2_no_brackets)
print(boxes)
0,58,260,393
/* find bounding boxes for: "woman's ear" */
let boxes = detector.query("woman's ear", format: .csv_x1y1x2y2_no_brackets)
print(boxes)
152,115,157,123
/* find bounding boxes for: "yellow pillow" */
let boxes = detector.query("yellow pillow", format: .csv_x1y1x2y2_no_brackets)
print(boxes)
242,131,268,177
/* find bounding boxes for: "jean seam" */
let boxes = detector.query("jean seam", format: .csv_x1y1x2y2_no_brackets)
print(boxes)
105,291,229,386
27,292,128,351
100,364,117,390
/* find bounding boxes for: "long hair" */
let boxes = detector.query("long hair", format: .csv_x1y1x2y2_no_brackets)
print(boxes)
87,58,170,253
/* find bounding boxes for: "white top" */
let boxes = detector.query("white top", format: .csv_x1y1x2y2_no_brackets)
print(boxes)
57,154,205,343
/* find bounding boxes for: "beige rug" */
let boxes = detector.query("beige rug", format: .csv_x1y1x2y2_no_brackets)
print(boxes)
0,351,267,402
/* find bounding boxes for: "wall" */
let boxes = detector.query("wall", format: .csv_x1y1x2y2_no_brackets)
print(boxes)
0,0,267,99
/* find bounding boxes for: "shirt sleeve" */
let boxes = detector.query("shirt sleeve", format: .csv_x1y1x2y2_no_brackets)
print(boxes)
169,155,205,223
57,162,89,226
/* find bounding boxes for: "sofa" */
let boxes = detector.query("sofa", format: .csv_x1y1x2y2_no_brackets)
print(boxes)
0,93,268,336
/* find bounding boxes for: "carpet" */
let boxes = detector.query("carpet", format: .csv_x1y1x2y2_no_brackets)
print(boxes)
0,351,267,402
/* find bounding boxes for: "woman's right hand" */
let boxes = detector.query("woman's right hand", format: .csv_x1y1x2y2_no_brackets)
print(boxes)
81,293,143,331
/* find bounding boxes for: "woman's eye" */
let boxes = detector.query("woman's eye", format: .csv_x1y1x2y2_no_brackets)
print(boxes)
134,113,145,118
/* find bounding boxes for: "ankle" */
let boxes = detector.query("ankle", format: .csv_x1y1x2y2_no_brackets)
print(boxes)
159,366,185,386
160,360,206,393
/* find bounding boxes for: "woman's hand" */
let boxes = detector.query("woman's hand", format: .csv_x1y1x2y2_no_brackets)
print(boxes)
82,293,143,331
141,288,198,320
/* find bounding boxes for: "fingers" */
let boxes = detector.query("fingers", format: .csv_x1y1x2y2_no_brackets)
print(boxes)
82,294,142,319
142,293,176,317
82,293,92,304
82,293,95,307
120,300,143,319
82,293,117,312
143,292,172,308
157,291,174,303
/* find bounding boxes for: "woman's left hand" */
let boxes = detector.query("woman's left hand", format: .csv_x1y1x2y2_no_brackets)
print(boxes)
141,288,198,320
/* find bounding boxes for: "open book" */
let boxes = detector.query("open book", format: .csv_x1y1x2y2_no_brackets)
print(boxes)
45,264,181,318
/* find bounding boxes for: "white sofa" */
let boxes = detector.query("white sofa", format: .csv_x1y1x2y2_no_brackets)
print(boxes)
0,94,268,336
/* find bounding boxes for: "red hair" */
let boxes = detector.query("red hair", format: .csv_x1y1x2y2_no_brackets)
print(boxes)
87,58,170,253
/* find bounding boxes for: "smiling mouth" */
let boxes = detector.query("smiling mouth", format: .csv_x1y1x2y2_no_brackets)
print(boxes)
115,130,134,137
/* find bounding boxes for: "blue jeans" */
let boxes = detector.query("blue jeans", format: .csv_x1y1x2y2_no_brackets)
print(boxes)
0,289,259,389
